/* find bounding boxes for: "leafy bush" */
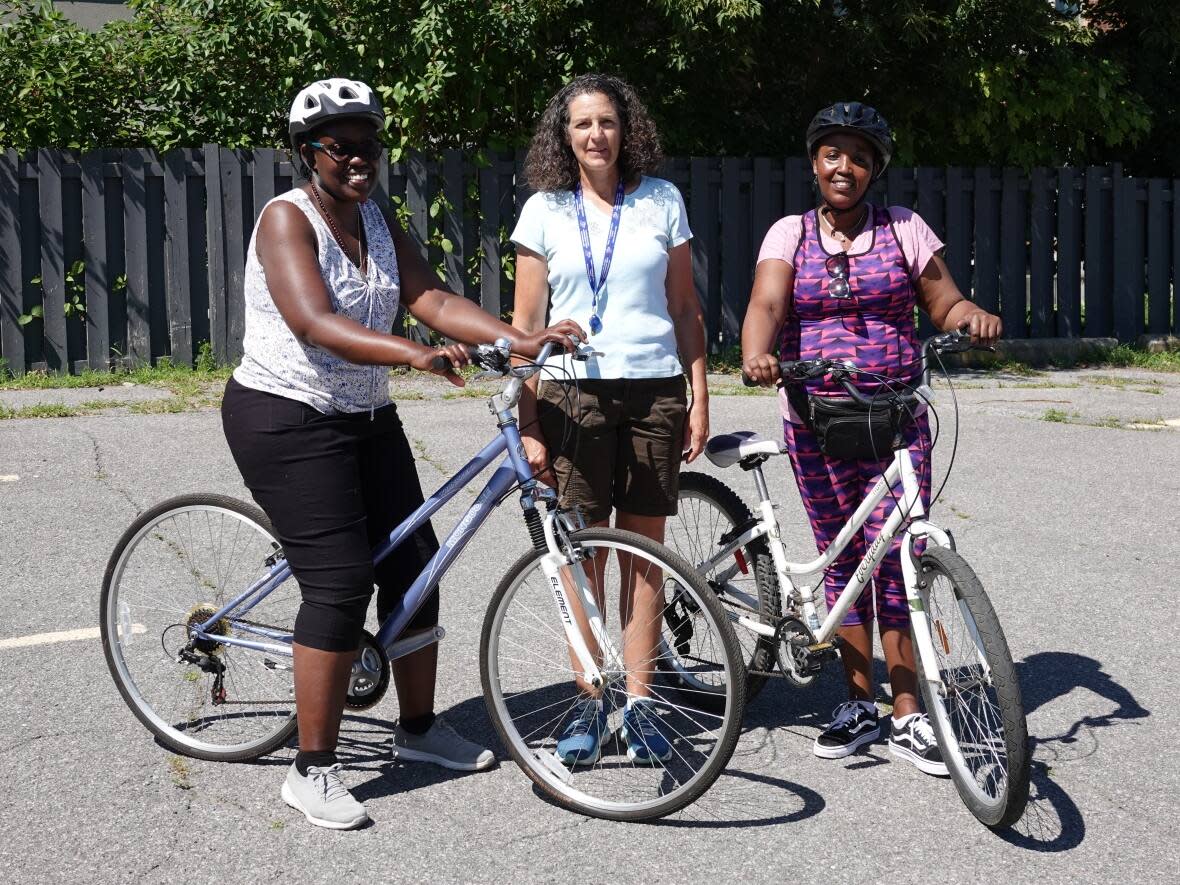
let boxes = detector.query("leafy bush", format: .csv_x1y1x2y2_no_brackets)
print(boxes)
0,0,1175,172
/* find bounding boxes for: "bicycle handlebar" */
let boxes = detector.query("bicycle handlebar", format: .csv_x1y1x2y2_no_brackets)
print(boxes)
740,329,992,398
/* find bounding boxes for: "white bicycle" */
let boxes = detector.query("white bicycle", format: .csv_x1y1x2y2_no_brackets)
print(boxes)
665,331,1030,828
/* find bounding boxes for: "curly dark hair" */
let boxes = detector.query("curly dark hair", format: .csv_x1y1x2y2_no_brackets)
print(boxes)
524,73,663,192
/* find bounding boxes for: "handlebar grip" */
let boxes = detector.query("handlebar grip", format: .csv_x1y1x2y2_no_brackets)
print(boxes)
429,355,451,373
741,372,759,388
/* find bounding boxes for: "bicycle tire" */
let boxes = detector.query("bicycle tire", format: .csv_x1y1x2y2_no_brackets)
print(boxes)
480,527,746,821
100,494,299,762
914,545,1030,828
666,471,781,699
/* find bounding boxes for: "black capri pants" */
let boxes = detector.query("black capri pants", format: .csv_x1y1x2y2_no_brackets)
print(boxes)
222,377,440,652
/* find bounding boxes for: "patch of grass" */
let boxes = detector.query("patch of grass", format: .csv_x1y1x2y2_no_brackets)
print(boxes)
390,390,426,401
1,361,231,391
709,384,775,396
997,381,1080,391
1097,344,1180,372
1041,407,1074,423
991,360,1042,377
167,755,193,790
1089,415,1123,429
706,346,745,376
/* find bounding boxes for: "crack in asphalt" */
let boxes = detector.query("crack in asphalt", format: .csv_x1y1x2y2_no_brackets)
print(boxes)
0,730,72,755
78,427,141,515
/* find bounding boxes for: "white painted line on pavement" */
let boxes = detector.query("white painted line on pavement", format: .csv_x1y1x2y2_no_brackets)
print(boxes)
0,624,146,650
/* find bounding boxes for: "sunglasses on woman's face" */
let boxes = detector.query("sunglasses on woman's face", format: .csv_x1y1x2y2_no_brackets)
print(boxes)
825,252,852,299
309,139,383,163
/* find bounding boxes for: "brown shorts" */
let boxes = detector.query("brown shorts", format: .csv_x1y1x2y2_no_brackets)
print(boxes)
536,376,687,523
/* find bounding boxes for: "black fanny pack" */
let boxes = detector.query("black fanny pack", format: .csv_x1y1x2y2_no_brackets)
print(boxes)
788,386,904,461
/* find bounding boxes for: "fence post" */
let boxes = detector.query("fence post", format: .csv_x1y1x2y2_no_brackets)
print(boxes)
122,149,151,366
1029,167,1054,339
998,167,1025,337
944,166,970,296
1146,178,1170,336
164,150,192,366
1112,166,1143,342
204,145,227,363
441,149,467,298
478,153,503,321
719,157,744,347
81,151,109,369
1056,167,1082,338
221,147,246,361
1,149,26,374
690,157,719,350
1084,166,1112,336
37,149,68,370
973,167,1000,316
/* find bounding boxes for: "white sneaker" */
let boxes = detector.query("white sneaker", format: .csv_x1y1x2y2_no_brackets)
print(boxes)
389,716,495,771
280,762,369,830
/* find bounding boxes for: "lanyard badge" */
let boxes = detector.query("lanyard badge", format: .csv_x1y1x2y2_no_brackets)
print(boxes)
573,180,625,335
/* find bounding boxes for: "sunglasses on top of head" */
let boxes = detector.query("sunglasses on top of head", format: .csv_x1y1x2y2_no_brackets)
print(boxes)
309,139,383,163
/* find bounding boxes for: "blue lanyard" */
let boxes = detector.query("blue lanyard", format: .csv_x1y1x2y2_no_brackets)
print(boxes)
573,179,625,335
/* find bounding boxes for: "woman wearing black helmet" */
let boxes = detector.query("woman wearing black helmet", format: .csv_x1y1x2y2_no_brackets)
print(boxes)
742,102,1001,775
220,78,583,829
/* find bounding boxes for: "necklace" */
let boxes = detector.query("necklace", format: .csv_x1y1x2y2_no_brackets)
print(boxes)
309,180,367,275
820,205,869,250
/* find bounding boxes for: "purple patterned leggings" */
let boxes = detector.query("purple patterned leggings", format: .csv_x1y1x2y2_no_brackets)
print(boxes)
783,413,932,629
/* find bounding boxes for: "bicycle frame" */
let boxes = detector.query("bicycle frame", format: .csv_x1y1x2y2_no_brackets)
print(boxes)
184,344,611,687
697,445,957,693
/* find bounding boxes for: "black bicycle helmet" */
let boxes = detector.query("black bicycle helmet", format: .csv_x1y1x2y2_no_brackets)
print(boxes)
805,102,892,179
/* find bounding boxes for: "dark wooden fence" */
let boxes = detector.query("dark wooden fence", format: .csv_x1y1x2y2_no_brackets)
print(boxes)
1,147,1177,374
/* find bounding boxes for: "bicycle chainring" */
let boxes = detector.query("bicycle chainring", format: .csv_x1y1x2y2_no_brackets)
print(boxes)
346,630,390,710
773,617,821,687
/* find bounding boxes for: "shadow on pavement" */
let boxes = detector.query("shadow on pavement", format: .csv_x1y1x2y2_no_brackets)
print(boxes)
995,651,1149,851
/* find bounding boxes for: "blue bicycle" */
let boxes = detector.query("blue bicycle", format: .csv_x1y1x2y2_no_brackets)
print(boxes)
100,340,746,821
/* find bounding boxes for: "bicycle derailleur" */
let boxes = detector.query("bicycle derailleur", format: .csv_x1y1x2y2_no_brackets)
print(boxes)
773,617,839,687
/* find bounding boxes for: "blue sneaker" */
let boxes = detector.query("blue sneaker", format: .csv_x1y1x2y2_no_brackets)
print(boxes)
555,699,609,766
620,699,672,765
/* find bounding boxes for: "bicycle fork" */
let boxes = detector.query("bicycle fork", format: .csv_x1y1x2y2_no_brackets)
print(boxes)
534,509,611,690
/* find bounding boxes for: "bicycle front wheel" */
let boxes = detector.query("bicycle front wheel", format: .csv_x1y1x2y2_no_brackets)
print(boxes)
481,527,746,821
100,494,300,762
666,472,781,699
914,546,1029,828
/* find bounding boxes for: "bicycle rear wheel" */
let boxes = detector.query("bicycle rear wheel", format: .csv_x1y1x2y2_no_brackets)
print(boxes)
914,546,1029,828
665,472,780,699
481,527,746,821
100,494,299,762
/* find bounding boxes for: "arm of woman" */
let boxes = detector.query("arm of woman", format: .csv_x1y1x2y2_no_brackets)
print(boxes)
394,227,581,357
509,246,556,481
666,242,709,463
741,259,794,385
915,254,1002,346
255,202,458,377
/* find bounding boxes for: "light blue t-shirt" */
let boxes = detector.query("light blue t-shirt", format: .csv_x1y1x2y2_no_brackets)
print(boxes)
510,176,693,380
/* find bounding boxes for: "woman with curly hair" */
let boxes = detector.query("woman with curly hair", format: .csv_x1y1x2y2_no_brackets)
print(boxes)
510,73,709,767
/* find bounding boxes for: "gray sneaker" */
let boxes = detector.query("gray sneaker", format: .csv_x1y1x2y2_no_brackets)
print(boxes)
389,716,495,771
281,762,369,830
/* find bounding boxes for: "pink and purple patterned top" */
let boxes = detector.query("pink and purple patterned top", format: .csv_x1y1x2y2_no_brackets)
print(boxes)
757,205,944,421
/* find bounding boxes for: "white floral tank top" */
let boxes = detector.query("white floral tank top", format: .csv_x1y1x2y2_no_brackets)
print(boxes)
233,188,401,414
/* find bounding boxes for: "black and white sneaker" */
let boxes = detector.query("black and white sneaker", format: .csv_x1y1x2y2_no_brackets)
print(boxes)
888,713,949,776
813,699,881,759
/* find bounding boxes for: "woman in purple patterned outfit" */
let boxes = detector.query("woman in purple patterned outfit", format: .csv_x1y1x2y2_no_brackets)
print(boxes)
741,103,1001,775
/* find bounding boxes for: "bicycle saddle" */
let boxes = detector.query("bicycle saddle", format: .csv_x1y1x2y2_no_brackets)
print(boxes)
704,431,787,469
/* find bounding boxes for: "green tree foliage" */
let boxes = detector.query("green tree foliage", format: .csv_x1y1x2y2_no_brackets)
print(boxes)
0,0,1172,172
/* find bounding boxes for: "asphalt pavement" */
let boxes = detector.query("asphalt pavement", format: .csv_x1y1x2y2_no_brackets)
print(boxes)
1,366,1177,884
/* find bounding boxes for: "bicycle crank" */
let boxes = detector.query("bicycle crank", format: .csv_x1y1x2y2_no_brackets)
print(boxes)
346,630,391,710
773,617,838,687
